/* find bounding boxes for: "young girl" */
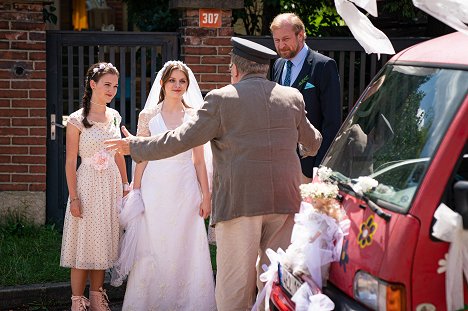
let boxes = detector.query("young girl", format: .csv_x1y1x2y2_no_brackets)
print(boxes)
60,62,129,311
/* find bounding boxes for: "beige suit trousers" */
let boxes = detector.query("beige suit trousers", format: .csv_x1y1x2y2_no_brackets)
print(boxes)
215,214,294,311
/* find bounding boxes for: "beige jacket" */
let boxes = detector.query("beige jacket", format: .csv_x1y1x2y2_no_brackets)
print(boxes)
130,73,322,224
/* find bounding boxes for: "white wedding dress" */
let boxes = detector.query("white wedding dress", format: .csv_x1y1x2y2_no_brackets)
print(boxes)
122,111,217,311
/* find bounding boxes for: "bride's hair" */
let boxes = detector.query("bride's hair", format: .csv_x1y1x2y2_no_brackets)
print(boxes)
159,61,191,108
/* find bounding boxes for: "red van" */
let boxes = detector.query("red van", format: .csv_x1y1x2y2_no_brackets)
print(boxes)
270,32,468,311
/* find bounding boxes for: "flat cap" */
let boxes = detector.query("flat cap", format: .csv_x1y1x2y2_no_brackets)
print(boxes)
231,37,277,64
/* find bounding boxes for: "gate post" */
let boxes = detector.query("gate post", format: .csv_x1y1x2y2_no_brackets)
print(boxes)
169,0,244,93
0,1,47,225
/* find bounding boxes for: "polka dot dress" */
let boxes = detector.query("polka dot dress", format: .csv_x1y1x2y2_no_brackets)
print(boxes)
60,108,122,270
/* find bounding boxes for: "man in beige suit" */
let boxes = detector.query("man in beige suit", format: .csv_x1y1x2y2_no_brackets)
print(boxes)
106,37,322,310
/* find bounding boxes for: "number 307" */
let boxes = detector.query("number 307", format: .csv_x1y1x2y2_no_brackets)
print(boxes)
202,13,219,24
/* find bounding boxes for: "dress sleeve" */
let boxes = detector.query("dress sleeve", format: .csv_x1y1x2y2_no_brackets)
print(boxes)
67,111,84,132
136,110,152,137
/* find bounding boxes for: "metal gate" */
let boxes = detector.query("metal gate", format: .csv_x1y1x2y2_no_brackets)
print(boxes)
46,31,179,227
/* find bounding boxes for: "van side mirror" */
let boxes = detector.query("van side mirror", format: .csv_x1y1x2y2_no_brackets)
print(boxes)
454,180,468,229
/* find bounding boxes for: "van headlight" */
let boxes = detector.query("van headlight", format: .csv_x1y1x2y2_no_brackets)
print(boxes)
353,270,406,311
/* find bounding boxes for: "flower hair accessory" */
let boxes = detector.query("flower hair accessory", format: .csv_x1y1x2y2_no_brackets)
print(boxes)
91,149,112,171
92,63,117,78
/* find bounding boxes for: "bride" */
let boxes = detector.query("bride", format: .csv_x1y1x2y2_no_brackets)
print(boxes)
121,61,217,310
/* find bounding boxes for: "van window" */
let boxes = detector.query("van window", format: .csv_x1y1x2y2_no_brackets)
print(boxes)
322,65,468,213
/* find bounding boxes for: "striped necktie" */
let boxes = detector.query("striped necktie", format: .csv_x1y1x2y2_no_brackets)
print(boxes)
283,60,293,86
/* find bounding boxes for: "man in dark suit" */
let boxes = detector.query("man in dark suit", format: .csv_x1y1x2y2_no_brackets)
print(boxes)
271,13,341,183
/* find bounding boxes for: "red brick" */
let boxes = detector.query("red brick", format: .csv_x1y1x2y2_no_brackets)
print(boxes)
201,56,230,64
0,70,14,79
12,136,44,145
29,32,45,41
13,3,43,12
198,83,217,91
11,41,45,51
12,99,44,108
201,74,231,83
12,118,45,126
29,109,45,117
29,164,46,173
0,184,30,191
28,71,46,79
0,155,11,163
0,60,26,70
0,109,28,117
12,80,46,89
29,146,45,155
189,64,216,74
0,89,28,98
0,175,12,183
0,127,28,135
0,99,10,107
184,28,217,37
183,46,218,55
12,174,44,183
0,146,28,154
203,37,232,46
217,27,234,36
0,119,10,126
0,80,9,88
29,89,45,99
184,56,201,64
30,127,46,136
184,36,202,45
0,164,28,172
0,50,28,60
29,183,45,191
0,21,9,29
219,47,232,55
29,51,46,61
10,22,45,31
12,155,45,164
0,31,27,41
34,61,46,70
0,137,10,144
184,9,199,17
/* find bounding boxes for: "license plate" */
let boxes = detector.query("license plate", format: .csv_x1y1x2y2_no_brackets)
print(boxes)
279,264,303,297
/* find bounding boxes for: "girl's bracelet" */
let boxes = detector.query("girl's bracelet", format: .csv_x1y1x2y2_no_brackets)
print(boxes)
70,197,80,203
123,183,130,192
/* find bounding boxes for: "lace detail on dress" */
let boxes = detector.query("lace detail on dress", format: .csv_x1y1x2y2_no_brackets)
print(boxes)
137,106,160,137
67,109,85,132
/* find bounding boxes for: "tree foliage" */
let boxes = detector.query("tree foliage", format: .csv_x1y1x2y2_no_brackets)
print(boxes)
123,0,178,32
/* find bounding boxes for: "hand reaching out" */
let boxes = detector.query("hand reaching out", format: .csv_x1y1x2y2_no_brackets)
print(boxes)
105,126,134,155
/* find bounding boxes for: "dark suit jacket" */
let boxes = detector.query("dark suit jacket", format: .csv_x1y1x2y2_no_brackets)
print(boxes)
129,73,322,224
273,48,341,177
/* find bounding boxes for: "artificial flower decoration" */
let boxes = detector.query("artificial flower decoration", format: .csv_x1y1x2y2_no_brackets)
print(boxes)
91,149,111,171
339,238,349,272
352,176,378,195
316,166,333,182
357,215,377,248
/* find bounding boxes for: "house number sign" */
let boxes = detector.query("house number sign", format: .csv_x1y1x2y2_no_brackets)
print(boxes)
199,9,222,28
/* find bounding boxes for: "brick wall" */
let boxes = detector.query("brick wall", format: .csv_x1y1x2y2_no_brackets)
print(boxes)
179,9,233,92
0,1,46,224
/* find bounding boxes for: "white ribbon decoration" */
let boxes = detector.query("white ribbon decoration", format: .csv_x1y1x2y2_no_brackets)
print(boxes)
334,0,395,58
413,0,468,36
251,248,285,311
292,283,335,311
431,203,468,311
